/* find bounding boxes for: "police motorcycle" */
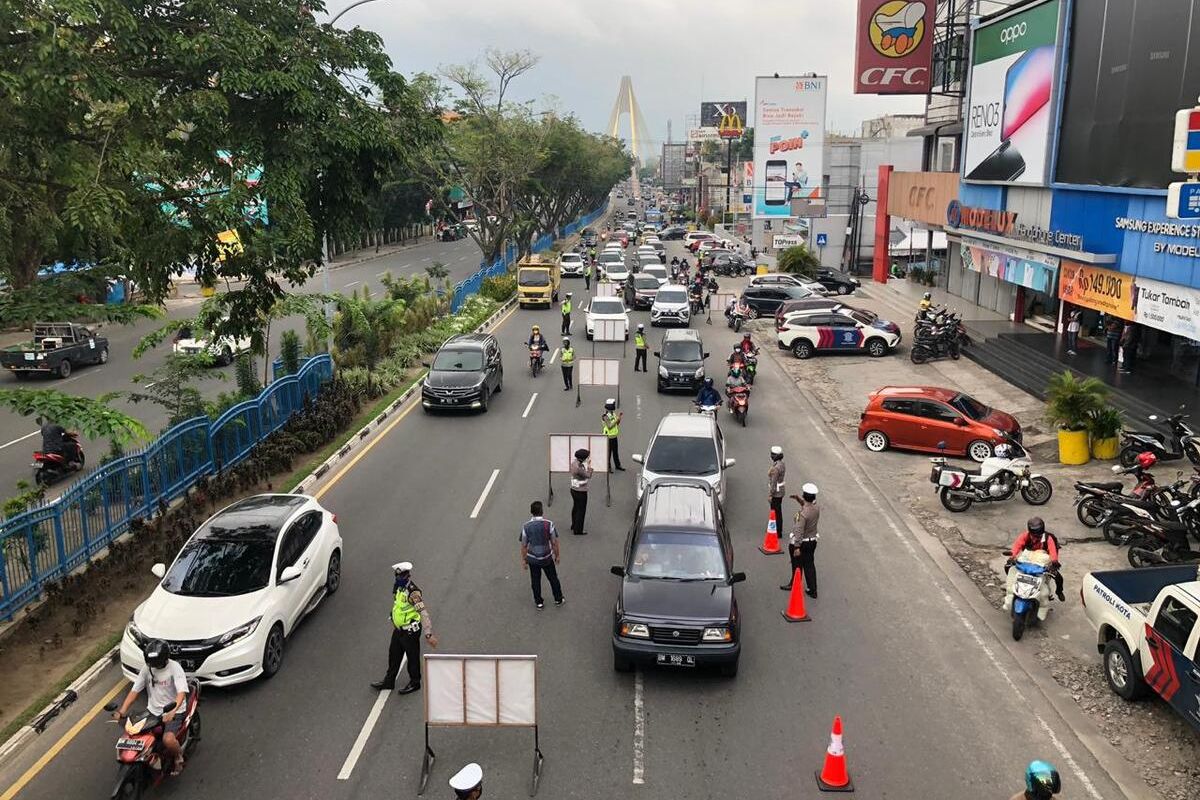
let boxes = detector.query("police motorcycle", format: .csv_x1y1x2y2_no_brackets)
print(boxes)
929,438,1052,513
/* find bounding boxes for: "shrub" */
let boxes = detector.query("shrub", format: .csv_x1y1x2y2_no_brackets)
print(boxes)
481,274,516,303
280,330,302,376
1044,370,1109,431
235,352,260,397
1089,405,1124,440
776,246,820,278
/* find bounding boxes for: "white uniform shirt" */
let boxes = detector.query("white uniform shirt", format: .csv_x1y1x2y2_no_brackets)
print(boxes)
133,661,188,715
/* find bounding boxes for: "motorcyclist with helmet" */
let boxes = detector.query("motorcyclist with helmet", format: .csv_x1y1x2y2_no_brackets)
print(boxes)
1011,760,1061,800
37,415,81,465
725,364,748,393
528,325,548,368
728,344,747,370
737,332,759,356
694,377,722,409
1005,517,1065,602
112,639,189,776
919,291,933,311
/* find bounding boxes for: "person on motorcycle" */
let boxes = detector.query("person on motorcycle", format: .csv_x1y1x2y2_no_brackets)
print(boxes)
1007,517,1065,601
919,291,933,311
528,326,548,366
738,332,759,356
113,639,189,776
1011,760,1061,800
694,377,722,408
670,256,680,268
728,344,748,369
37,416,79,464
725,365,748,393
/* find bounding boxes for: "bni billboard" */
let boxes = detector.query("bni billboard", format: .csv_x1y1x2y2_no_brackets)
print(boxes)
753,76,827,219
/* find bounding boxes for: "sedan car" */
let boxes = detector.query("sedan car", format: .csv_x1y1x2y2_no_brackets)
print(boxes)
659,226,687,240
121,494,342,686
586,296,631,341
421,333,503,413
777,306,901,359
601,261,631,283
814,267,861,295
740,284,816,316
857,385,1022,462
624,274,662,309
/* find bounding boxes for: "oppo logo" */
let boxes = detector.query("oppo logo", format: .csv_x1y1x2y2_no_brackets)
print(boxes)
999,22,1027,44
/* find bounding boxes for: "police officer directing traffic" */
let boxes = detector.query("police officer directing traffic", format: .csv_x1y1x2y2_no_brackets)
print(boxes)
449,763,483,799
602,399,625,471
767,445,786,527
371,561,438,695
561,292,573,335
633,324,648,372
781,483,820,598
561,337,575,391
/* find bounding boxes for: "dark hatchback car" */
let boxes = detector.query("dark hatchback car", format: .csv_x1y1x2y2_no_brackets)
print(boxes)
421,333,503,413
740,284,818,316
814,267,861,295
610,479,744,676
654,329,709,392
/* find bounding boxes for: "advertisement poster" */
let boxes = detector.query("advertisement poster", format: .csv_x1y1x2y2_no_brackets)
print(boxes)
962,0,1061,185
1134,277,1200,341
960,239,1058,292
1057,261,1135,320
854,1,934,94
700,101,748,132
753,76,827,220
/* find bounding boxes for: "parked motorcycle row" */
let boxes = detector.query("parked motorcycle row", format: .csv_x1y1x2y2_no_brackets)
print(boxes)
910,305,971,364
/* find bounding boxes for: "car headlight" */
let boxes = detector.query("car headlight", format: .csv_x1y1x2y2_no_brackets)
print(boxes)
993,428,1006,438
702,627,732,642
620,622,650,639
126,619,147,646
694,367,704,378
658,366,669,378
213,617,262,648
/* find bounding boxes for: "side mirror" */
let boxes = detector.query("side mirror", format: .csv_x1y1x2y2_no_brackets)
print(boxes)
162,700,178,715
954,418,968,426
610,565,626,577
421,362,431,369
631,453,644,464
279,565,303,584
724,458,737,469
1001,549,1013,557
151,563,166,579
728,571,747,585
104,701,119,713
703,352,711,359
652,351,660,358
1111,464,1125,473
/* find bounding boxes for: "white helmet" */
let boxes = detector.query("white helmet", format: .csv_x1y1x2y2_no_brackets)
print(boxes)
993,444,1011,459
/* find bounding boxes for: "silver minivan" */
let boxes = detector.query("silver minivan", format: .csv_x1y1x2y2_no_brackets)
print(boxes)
631,413,735,500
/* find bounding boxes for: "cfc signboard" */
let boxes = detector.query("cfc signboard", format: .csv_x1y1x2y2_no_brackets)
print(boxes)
854,1,934,94
962,0,1062,185
753,76,827,220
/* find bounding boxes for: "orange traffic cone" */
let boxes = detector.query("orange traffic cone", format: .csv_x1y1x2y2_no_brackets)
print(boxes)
815,715,854,792
781,568,810,622
758,509,783,555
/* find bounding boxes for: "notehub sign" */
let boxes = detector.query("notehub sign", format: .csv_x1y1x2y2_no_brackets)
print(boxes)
946,200,1018,236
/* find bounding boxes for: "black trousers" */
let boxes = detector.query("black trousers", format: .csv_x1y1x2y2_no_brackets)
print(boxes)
561,313,571,334
1105,335,1120,364
384,626,422,686
585,275,591,290
607,437,622,470
769,496,783,529
788,541,818,595
529,560,563,603
634,348,647,372
562,365,573,389
570,489,588,534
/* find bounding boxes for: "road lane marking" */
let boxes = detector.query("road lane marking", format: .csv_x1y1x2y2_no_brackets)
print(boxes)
469,469,500,519
632,669,645,785
0,430,39,452
547,347,560,365
344,280,360,288
522,393,538,419
0,679,126,800
337,677,397,780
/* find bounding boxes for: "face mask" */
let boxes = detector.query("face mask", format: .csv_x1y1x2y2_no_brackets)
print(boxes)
395,574,410,588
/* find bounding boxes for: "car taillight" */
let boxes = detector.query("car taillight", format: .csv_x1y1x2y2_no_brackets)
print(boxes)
331,513,338,524
777,325,789,332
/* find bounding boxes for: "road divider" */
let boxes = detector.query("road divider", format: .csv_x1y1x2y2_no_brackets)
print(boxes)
632,669,645,785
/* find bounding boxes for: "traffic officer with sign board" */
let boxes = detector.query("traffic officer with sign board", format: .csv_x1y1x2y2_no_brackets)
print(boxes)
633,324,648,372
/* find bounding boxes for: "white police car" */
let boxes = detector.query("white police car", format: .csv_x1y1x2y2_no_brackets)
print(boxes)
776,306,901,359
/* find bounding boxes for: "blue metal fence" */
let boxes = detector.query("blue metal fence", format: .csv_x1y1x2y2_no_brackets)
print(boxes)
0,354,334,620
450,202,609,313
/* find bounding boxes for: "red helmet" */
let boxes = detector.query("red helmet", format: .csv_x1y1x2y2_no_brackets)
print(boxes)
1136,451,1158,470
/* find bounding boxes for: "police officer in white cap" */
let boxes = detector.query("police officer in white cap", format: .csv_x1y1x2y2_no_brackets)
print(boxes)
371,562,438,694
767,446,786,526
782,483,820,598
449,763,483,799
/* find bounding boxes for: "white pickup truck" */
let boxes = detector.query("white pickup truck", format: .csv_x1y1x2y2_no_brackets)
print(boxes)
1081,565,1200,731
171,322,252,366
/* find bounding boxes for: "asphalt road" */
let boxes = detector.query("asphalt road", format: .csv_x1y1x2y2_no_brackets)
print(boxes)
0,233,1132,799
0,235,483,493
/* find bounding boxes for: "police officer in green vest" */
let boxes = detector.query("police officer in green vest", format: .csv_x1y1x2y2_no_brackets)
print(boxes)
633,323,648,372
561,337,575,391
561,292,573,335
372,562,438,695
602,399,625,471
584,260,592,291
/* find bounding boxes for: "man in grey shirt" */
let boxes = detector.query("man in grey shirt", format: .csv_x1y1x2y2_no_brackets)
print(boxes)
569,449,593,535
767,446,786,528
520,501,564,609
781,483,819,598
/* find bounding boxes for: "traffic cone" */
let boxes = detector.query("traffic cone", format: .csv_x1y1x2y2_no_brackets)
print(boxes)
815,715,854,792
781,568,810,623
758,510,783,555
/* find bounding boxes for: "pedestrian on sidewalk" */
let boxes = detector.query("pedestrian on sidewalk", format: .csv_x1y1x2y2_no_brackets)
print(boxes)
602,399,625,471
767,445,786,528
569,449,593,535
1119,322,1139,374
781,483,820,598
1065,309,1081,355
372,562,438,694
561,337,575,391
520,501,564,608
561,292,573,335
1104,316,1123,364
633,324,648,372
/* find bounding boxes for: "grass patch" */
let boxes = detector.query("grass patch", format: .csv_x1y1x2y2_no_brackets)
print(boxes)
0,629,123,744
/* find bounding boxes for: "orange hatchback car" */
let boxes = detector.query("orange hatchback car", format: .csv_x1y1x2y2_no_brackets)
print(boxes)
857,386,1022,462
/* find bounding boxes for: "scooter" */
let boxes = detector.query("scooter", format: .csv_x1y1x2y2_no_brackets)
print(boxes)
104,680,202,799
929,439,1052,512
1118,409,1200,467
32,432,85,486
692,402,721,418
728,385,750,427
1002,549,1054,641
529,345,543,377
1073,461,1162,527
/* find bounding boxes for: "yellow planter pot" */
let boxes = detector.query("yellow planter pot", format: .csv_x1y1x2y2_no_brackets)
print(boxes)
1091,436,1120,460
1057,429,1091,465
200,285,216,297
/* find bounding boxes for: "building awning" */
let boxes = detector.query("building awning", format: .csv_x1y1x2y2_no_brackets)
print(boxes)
907,120,963,138
946,227,1116,265
890,228,948,254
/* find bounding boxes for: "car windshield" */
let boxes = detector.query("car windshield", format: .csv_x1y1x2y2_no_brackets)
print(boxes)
519,272,550,286
646,435,719,475
657,289,688,304
849,308,877,324
783,285,814,298
562,254,582,263
590,299,624,315
661,340,702,361
633,276,659,289
161,534,275,597
432,349,483,371
950,393,990,420
629,531,727,580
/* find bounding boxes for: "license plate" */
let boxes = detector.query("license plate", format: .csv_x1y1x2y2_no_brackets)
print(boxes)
116,738,146,751
440,398,451,404
23,353,33,361
1016,575,1039,588
655,654,695,667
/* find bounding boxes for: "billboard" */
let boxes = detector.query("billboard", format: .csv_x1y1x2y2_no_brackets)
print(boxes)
700,101,748,131
688,127,720,143
962,0,1062,185
1056,0,1200,189
753,76,827,220
662,143,686,190
854,1,934,94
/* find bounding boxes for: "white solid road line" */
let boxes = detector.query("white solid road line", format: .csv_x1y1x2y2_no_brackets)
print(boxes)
0,430,39,452
522,393,538,419
632,669,645,785
469,468,500,519
548,347,560,365
344,280,360,288
337,657,402,780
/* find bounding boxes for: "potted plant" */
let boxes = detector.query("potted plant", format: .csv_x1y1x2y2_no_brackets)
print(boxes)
1088,405,1124,459
1044,370,1109,465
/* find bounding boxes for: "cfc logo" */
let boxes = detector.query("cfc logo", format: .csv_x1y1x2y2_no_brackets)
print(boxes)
868,1,927,58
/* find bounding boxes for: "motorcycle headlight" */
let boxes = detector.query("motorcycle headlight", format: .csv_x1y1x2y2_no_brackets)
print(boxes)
702,626,732,642
620,622,650,639
658,366,669,378
213,617,262,648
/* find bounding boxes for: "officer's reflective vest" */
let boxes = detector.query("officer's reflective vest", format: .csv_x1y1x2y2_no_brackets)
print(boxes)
561,347,575,365
392,585,422,629
602,412,620,438
562,299,572,315
634,332,646,349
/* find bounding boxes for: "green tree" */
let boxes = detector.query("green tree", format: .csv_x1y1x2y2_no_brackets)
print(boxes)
331,288,406,394
777,246,821,278
279,330,302,377
235,352,261,396
0,389,147,445
129,354,222,429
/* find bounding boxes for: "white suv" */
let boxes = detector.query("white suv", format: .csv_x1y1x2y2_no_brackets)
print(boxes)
559,252,585,277
650,285,690,326
631,413,735,499
776,306,902,359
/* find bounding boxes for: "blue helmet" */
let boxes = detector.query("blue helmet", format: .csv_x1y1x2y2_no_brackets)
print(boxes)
1024,761,1060,799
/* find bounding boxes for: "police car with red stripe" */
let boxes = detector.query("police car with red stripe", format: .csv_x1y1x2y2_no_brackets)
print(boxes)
775,305,901,360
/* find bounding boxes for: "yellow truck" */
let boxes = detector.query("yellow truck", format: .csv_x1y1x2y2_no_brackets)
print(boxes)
516,255,561,308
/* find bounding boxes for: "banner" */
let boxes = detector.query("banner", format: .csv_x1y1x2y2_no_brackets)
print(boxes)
753,76,827,220
1058,261,1135,320
960,238,1058,292
962,0,1061,185
688,127,720,143
700,101,747,134
1134,277,1200,341
854,1,934,94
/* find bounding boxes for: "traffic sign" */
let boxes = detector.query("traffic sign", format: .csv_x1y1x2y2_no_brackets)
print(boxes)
1167,181,1200,220
1172,107,1200,173
816,233,829,247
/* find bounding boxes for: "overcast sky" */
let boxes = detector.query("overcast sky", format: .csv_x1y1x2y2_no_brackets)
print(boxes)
336,0,925,156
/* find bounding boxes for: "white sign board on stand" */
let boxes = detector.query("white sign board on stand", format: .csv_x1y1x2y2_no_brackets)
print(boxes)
547,433,610,506
595,281,619,298
578,358,620,387
593,318,627,343
711,291,739,316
